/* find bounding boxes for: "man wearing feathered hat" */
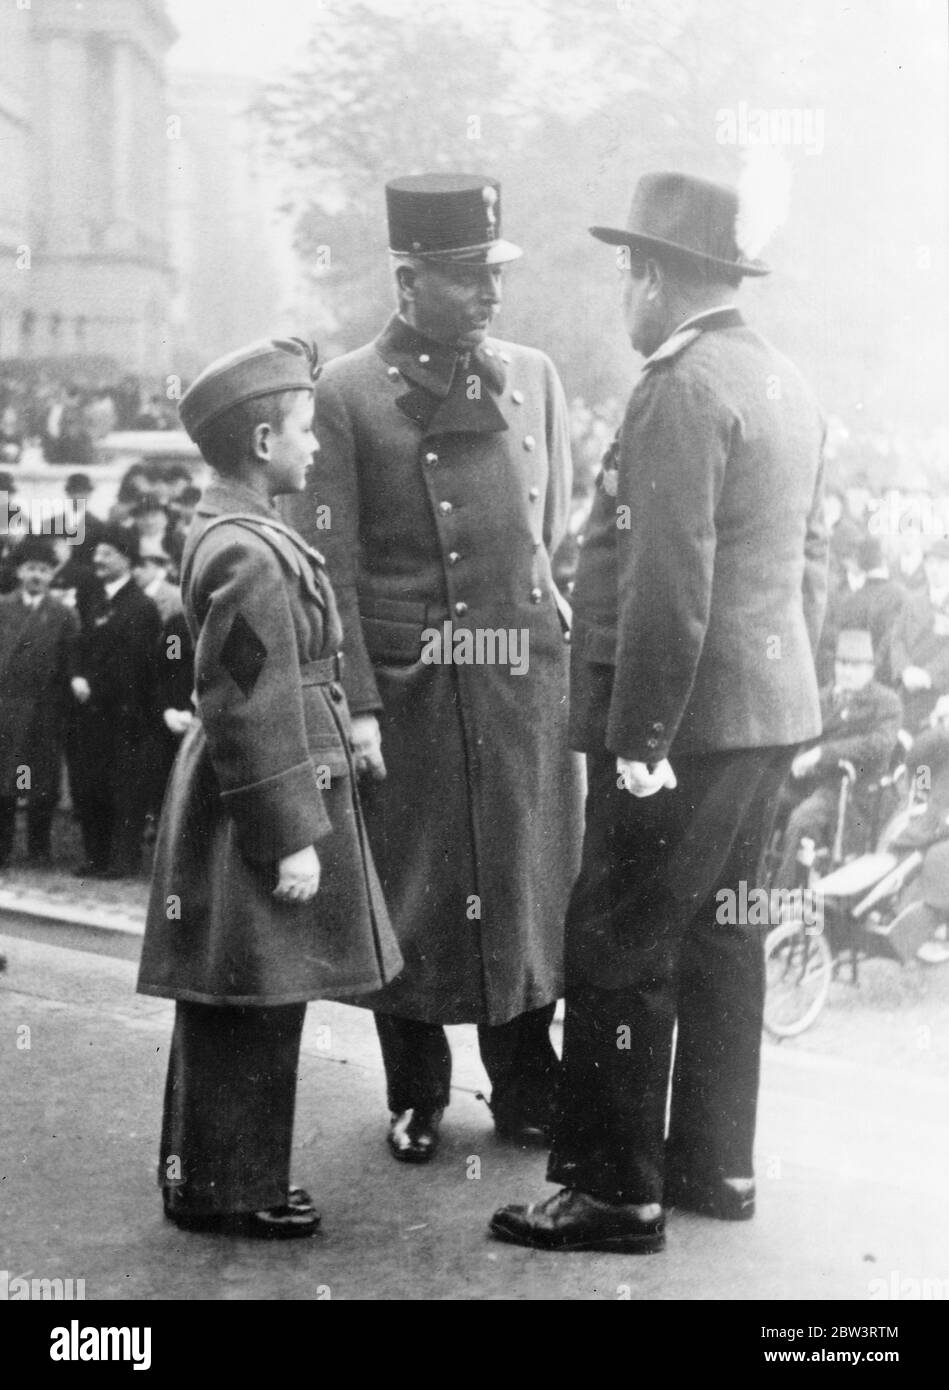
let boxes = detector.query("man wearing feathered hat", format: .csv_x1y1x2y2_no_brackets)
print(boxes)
492,170,829,1252
284,174,583,1162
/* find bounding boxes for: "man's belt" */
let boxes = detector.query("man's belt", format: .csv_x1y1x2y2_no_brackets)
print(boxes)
299,652,344,685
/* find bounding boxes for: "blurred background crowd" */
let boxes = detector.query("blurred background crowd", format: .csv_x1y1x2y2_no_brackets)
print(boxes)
0,0,945,882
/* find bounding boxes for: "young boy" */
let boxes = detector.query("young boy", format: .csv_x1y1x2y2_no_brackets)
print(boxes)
137,339,402,1238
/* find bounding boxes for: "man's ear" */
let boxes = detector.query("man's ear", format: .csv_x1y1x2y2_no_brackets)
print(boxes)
250,421,272,463
645,258,664,301
396,264,418,302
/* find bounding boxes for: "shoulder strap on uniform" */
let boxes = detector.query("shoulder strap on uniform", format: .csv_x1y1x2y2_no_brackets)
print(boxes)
183,512,327,609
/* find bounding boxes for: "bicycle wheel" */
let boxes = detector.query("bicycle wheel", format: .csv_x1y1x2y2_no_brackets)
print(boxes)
763,916,833,1038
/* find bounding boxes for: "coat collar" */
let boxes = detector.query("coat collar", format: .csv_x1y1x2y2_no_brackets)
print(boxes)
374,314,509,437
197,477,281,521
643,306,745,371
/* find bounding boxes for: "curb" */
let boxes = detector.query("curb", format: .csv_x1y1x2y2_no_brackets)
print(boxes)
0,887,144,961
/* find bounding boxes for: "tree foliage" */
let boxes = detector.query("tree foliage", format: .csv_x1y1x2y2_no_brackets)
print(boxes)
256,0,948,444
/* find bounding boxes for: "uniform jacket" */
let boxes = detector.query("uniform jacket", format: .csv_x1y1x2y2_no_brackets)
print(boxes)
570,308,828,761
137,478,402,1006
0,591,78,797
884,590,949,731
808,679,903,787
283,314,583,1025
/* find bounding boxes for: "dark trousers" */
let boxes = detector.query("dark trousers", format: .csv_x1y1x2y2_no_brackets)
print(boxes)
160,1000,306,1216
547,746,790,1206
374,1005,559,1119
68,713,150,874
0,793,55,865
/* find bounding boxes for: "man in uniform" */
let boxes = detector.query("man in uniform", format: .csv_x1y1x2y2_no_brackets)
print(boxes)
492,172,828,1252
285,173,583,1161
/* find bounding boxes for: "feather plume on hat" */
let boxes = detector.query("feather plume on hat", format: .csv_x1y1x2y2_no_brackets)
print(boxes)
735,148,792,261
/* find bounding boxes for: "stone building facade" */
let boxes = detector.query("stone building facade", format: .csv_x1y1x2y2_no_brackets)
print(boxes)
0,0,176,373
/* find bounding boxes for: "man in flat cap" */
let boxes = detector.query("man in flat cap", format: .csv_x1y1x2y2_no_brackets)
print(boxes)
137,338,401,1237
492,171,828,1251
285,173,583,1161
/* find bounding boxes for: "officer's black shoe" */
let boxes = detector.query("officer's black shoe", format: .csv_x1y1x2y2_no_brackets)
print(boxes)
287,1185,317,1213
663,1173,756,1221
493,1108,552,1148
490,1188,666,1253
387,1107,443,1163
167,1205,321,1238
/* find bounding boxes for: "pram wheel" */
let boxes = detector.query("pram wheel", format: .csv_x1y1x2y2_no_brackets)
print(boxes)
763,915,833,1037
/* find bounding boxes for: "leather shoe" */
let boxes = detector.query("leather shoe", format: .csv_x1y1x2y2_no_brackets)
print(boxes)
387,1107,443,1163
490,1188,666,1253
493,1112,551,1148
167,1205,321,1238
664,1173,756,1221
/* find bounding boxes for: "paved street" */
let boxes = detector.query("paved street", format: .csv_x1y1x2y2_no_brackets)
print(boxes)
2,924,948,1302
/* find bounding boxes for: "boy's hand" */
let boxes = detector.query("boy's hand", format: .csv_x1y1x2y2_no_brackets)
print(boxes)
274,846,321,903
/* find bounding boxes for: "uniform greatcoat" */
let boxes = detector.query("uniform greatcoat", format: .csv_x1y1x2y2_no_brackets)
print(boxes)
284,315,583,1026
137,479,402,1006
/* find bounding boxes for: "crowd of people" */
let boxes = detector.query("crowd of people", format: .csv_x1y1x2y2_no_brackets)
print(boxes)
769,478,949,915
0,463,197,875
0,372,179,467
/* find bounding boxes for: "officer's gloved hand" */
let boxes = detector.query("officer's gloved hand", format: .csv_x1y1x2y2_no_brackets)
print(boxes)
274,845,321,903
616,757,677,798
351,714,387,782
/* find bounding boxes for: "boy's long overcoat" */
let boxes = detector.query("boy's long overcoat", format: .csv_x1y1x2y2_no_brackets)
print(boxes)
137,479,402,1006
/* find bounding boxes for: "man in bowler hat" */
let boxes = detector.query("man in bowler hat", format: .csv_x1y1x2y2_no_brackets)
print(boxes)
69,522,162,877
492,171,828,1252
284,174,583,1161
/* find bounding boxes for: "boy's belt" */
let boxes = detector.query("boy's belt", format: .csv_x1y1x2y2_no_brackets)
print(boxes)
299,652,344,685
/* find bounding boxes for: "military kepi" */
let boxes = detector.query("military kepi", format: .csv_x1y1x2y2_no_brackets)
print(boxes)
386,173,522,264
179,337,318,442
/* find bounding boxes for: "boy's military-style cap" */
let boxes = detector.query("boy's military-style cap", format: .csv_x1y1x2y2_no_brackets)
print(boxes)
386,173,523,264
179,338,319,441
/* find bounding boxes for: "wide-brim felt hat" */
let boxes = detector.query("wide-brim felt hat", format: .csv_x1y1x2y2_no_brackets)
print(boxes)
590,171,770,276
14,533,58,567
98,522,140,564
386,173,522,265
